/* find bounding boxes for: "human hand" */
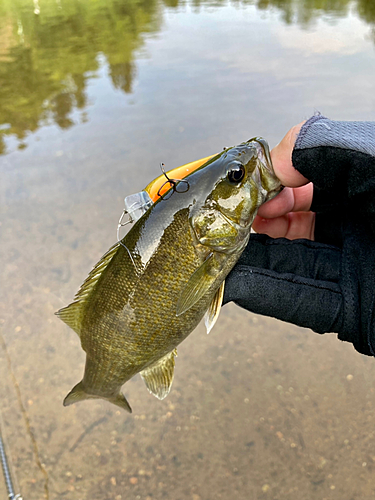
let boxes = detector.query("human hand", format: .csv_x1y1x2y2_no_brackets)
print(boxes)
253,122,315,240
223,116,375,357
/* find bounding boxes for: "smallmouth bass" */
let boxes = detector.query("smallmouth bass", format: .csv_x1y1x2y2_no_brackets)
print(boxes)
56,138,281,412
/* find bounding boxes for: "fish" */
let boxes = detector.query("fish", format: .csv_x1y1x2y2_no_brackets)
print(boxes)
56,138,281,412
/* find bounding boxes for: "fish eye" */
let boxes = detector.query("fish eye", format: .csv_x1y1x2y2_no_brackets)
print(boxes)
227,164,245,184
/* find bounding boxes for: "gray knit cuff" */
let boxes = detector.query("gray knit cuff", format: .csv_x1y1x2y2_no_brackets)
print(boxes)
295,114,375,157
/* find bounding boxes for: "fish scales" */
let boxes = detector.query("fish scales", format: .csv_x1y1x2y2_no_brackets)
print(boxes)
81,206,232,391
57,139,282,412
82,210,203,380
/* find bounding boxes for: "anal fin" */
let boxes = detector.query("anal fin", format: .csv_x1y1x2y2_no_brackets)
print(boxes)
140,349,177,400
204,280,225,334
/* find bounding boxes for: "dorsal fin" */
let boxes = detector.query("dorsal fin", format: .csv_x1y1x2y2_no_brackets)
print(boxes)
73,242,121,304
55,242,121,335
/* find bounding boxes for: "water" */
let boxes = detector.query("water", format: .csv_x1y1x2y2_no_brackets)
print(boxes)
1,0,375,498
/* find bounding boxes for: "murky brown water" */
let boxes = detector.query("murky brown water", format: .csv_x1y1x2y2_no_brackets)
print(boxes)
1,0,375,499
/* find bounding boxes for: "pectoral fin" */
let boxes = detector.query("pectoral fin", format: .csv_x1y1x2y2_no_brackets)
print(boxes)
140,349,177,400
204,281,225,334
176,253,218,316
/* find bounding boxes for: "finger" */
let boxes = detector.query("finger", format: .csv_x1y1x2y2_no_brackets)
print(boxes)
286,212,315,240
258,183,313,218
293,183,314,212
258,187,294,218
253,214,290,239
253,212,315,240
271,122,310,187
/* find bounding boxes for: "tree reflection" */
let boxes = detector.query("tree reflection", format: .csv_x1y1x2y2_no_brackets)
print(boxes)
0,0,159,153
254,0,352,25
0,0,374,154
357,0,375,26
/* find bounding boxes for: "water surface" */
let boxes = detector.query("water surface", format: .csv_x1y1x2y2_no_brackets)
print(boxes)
1,0,375,498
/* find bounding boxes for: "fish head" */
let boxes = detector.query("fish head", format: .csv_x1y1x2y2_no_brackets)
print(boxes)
189,138,282,253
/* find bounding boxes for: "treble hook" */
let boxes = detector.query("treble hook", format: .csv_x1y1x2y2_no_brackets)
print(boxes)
117,208,132,242
157,163,190,200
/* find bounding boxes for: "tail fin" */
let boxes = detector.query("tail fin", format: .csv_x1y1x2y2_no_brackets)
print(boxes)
63,381,132,413
108,393,132,413
63,381,95,406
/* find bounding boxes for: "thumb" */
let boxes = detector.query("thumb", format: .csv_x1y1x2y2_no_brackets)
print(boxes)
271,122,310,187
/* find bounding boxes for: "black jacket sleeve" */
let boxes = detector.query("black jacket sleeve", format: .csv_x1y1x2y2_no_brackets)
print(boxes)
293,115,375,222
